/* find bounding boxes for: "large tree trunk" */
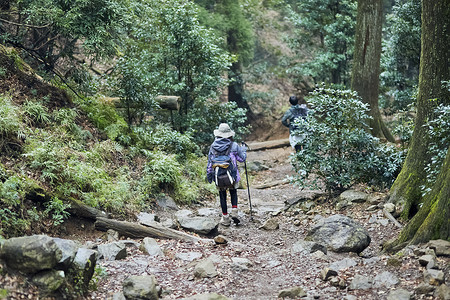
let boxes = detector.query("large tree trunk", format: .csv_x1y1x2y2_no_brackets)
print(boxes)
351,0,395,142
227,37,255,121
385,147,450,251
388,0,450,219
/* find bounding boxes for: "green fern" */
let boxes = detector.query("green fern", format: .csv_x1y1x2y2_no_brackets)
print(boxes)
0,95,26,140
23,100,50,126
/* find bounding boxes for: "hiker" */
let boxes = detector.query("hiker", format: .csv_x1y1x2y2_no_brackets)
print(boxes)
281,95,309,152
206,123,247,226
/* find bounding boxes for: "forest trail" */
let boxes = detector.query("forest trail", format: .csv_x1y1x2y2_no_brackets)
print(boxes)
79,144,441,300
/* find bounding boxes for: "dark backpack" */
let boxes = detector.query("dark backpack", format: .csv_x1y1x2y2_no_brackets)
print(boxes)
290,105,308,131
210,145,237,188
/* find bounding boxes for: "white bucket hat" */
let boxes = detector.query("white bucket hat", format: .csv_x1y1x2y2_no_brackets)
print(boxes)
214,123,235,138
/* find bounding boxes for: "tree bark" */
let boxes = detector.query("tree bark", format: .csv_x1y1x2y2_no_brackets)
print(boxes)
227,46,255,121
384,0,450,251
351,0,395,142
246,138,290,151
67,198,109,220
155,95,180,111
388,0,450,219
385,147,450,251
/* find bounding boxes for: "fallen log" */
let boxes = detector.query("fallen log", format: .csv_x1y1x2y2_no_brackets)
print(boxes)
67,198,109,220
24,183,108,220
95,217,203,242
254,179,289,189
155,95,180,111
247,138,290,151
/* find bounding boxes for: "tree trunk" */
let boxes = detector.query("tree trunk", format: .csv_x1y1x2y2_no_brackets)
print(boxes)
246,138,290,151
227,40,254,121
388,0,450,220
385,147,450,251
155,95,180,111
383,0,450,251
351,0,395,142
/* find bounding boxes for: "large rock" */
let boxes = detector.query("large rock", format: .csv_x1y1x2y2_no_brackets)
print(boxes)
177,216,218,235
329,258,357,271
426,240,450,257
338,190,368,203
137,213,158,226
387,289,412,300
0,235,62,273
424,269,445,286
176,252,202,262
98,242,127,260
194,258,218,278
140,238,163,257
435,284,450,300
32,270,65,292
123,275,160,300
68,248,98,294
259,218,279,231
156,195,178,210
52,238,79,270
292,240,327,255
231,257,253,272
305,215,371,253
348,274,372,290
373,271,399,288
278,286,307,299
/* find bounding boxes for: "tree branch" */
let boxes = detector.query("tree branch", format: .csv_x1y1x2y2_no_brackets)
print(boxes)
0,18,50,29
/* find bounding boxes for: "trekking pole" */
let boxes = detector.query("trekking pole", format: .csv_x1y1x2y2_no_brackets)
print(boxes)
242,142,253,221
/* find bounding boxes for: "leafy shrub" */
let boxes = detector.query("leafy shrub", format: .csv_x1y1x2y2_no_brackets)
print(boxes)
391,110,415,147
44,196,70,226
23,130,70,183
53,108,92,141
0,208,30,238
0,175,37,237
139,150,210,204
422,101,450,195
185,101,250,149
134,125,199,158
88,140,124,165
0,95,26,141
75,96,131,142
291,86,405,193
143,151,182,192
0,175,25,206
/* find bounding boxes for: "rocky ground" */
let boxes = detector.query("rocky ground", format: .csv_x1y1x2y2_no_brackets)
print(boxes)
1,145,448,300
83,146,448,299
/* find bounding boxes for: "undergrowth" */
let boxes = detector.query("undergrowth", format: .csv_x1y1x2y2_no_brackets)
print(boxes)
0,92,214,238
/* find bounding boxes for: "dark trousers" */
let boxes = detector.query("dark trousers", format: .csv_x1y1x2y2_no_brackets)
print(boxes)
219,189,237,215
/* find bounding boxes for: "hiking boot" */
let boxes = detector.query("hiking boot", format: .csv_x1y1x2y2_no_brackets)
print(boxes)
220,215,231,226
231,208,240,225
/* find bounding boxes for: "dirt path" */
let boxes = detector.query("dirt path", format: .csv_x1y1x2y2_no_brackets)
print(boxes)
87,146,438,300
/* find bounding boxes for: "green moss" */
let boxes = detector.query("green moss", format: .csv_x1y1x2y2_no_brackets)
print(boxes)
386,257,402,267
0,288,8,299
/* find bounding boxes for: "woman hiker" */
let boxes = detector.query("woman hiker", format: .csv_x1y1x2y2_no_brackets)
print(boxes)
206,123,247,226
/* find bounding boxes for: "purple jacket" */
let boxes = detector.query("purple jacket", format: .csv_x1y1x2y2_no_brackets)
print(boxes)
207,138,247,182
